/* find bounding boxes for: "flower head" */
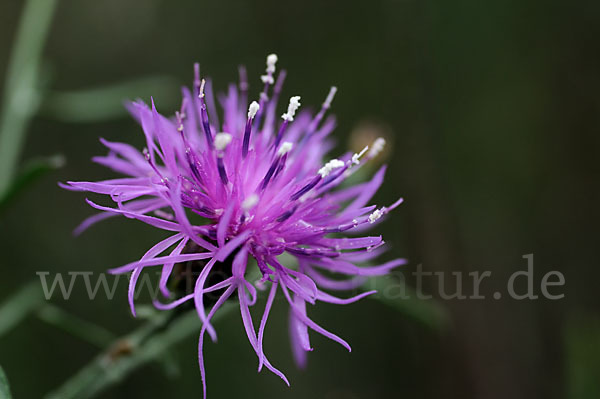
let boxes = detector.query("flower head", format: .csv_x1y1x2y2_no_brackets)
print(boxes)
62,54,405,397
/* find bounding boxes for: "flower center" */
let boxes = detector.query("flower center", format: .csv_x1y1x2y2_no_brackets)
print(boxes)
169,241,238,305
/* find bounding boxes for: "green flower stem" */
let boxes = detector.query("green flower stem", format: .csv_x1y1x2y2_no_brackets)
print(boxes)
0,0,58,197
36,304,116,348
44,303,236,399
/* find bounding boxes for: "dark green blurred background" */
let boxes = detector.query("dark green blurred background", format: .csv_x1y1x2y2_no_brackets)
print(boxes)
1,0,599,398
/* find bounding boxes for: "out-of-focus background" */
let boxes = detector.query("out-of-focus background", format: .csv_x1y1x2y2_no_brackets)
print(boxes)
0,0,598,398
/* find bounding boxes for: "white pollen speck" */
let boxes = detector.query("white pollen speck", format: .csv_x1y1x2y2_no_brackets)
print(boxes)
368,208,384,224
281,96,301,122
214,132,232,151
368,137,386,159
323,86,338,109
278,142,293,156
318,159,345,177
248,101,260,119
242,194,259,210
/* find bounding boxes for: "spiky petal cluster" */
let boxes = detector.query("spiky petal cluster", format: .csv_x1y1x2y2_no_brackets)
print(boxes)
62,54,405,397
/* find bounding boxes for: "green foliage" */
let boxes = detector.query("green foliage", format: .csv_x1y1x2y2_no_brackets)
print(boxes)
366,275,449,331
45,304,235,399
567,315,600,399
0,365,12,399
0,0,58,197
39,76,179,123
37,304,116,348
0,155,65,212
0,282,45,339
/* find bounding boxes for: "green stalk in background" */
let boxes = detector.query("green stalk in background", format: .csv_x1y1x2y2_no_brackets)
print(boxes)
0,0,58,198
0,364,13,399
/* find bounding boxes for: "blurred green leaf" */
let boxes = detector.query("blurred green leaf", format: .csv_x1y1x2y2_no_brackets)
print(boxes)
567,314,600,399
37,304,116,348
0,154,65,212
132,305,160,319
0,0,58,198
0,365,12,399
365,275,449,330
159,352,181,380
40,76,180,123
0,282,45,339
45,304,235,399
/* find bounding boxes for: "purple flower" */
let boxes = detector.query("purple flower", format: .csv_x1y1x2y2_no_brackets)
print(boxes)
62,54,405,396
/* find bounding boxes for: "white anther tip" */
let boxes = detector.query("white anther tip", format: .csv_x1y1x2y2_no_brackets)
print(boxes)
318,159,345,178
267,54,278,66
369,137,386,158
242,194,259,210
278,142,293,156
368,209,384,224
351,145,369,165
214,132,232,151
198,79,206,98
248,101,260,119
264,54,278,76
324,86,338,108
261,75,275,84
281,96,301,122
